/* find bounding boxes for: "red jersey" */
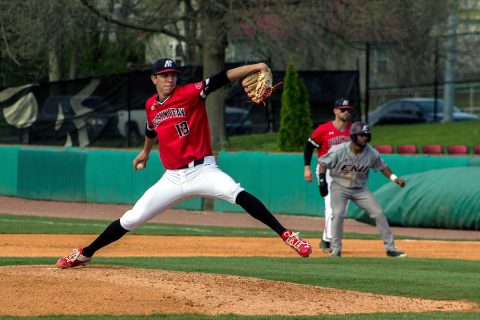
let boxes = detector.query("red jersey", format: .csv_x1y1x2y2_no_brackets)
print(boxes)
310,121,352,157
145,82,213,169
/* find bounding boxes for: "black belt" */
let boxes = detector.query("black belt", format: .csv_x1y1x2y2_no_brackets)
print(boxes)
178,158,205,169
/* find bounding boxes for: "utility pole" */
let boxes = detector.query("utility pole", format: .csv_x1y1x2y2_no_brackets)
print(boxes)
443,2,458,123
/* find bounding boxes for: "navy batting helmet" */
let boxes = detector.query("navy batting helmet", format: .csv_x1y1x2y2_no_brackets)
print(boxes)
350,122,371,143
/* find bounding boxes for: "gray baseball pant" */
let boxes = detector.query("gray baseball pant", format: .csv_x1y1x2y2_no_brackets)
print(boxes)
330,183,396,254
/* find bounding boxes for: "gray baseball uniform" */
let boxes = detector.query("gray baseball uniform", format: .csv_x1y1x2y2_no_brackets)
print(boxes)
319,142,396,254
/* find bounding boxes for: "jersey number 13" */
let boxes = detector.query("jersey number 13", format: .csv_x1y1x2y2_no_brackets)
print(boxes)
175,121,190,137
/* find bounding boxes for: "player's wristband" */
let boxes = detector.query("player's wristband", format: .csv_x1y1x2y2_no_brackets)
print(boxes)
389,174,398,182
145,124,157,138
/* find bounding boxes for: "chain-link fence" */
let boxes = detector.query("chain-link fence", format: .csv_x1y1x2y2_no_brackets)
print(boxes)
366,33,480,118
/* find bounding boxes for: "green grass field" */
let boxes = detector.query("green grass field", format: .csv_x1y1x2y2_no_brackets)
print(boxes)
0,213,471,241
0,214,479,320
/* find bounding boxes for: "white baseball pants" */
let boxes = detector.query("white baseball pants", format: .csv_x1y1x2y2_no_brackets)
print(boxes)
120,156,244,230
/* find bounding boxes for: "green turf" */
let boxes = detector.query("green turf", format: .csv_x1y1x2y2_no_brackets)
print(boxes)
0,213,435,240
226,132,280,152
0,213,355,239
369,121,480,147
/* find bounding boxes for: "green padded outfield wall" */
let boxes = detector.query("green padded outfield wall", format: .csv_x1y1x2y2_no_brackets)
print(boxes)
214,151,478,223
0,146,478,228
345,154,477,220
85,149,152,204
0,146,202,210
360,154,473,194
17,147,87,202
215,151,325,215
0,145,20,196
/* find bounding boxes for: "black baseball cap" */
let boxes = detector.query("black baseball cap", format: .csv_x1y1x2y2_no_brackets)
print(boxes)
334,98,353,109
151,58,181,75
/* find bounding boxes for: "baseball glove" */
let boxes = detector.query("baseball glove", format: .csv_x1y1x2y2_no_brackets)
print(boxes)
242,69,279,105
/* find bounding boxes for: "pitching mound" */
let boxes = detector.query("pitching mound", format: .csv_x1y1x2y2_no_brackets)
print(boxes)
0,265,474,317
1,235,479,316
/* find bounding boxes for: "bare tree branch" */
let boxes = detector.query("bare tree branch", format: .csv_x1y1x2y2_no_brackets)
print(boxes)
0,21,21,66
79,0,190,43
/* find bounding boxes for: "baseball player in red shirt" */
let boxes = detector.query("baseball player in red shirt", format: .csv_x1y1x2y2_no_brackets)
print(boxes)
303,98,353,253
56,59,312,268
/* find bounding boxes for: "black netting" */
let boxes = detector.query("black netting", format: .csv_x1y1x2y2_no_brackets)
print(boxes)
0,66,360,147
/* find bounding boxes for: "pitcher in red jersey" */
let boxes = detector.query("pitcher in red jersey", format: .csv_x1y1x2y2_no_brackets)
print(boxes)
55,59,312,268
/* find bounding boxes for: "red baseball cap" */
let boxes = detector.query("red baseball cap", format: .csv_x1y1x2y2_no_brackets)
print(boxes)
151,58,181,75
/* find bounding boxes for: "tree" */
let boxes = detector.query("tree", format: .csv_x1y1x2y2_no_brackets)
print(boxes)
278,62,312,152
78,0,239,149
198,2,229,148
0,0,463,149
0,0,55,84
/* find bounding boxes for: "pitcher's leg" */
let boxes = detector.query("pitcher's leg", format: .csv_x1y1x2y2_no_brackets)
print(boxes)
83,172,184,258
235,191,285,235
82,220,128,257
56,172,184,267
191,165,312,257
120,171,185,230
353,189,395,251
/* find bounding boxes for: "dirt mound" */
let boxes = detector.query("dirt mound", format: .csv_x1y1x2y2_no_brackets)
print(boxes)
0,265,474,316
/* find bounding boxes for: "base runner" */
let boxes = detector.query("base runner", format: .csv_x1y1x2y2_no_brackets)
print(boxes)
318,122,406,258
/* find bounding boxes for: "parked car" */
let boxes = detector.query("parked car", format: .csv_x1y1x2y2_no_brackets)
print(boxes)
82,96,119,140
225,106,253,135
368,98,480,126
117,109,146,143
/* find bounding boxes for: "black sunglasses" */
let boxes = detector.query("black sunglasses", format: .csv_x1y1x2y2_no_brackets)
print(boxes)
338,108,352,113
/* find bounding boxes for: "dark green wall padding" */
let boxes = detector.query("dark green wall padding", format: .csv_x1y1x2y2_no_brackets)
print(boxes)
0,146,478,229
2,146,202,210
214,151,479,230
214,151,324,215
0,145,20,196
215,151,475,213
350,167,480,230
18,147,87,202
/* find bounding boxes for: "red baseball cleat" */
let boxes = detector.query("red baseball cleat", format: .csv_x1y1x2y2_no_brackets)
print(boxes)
55,248,91,268
282,230,312,258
